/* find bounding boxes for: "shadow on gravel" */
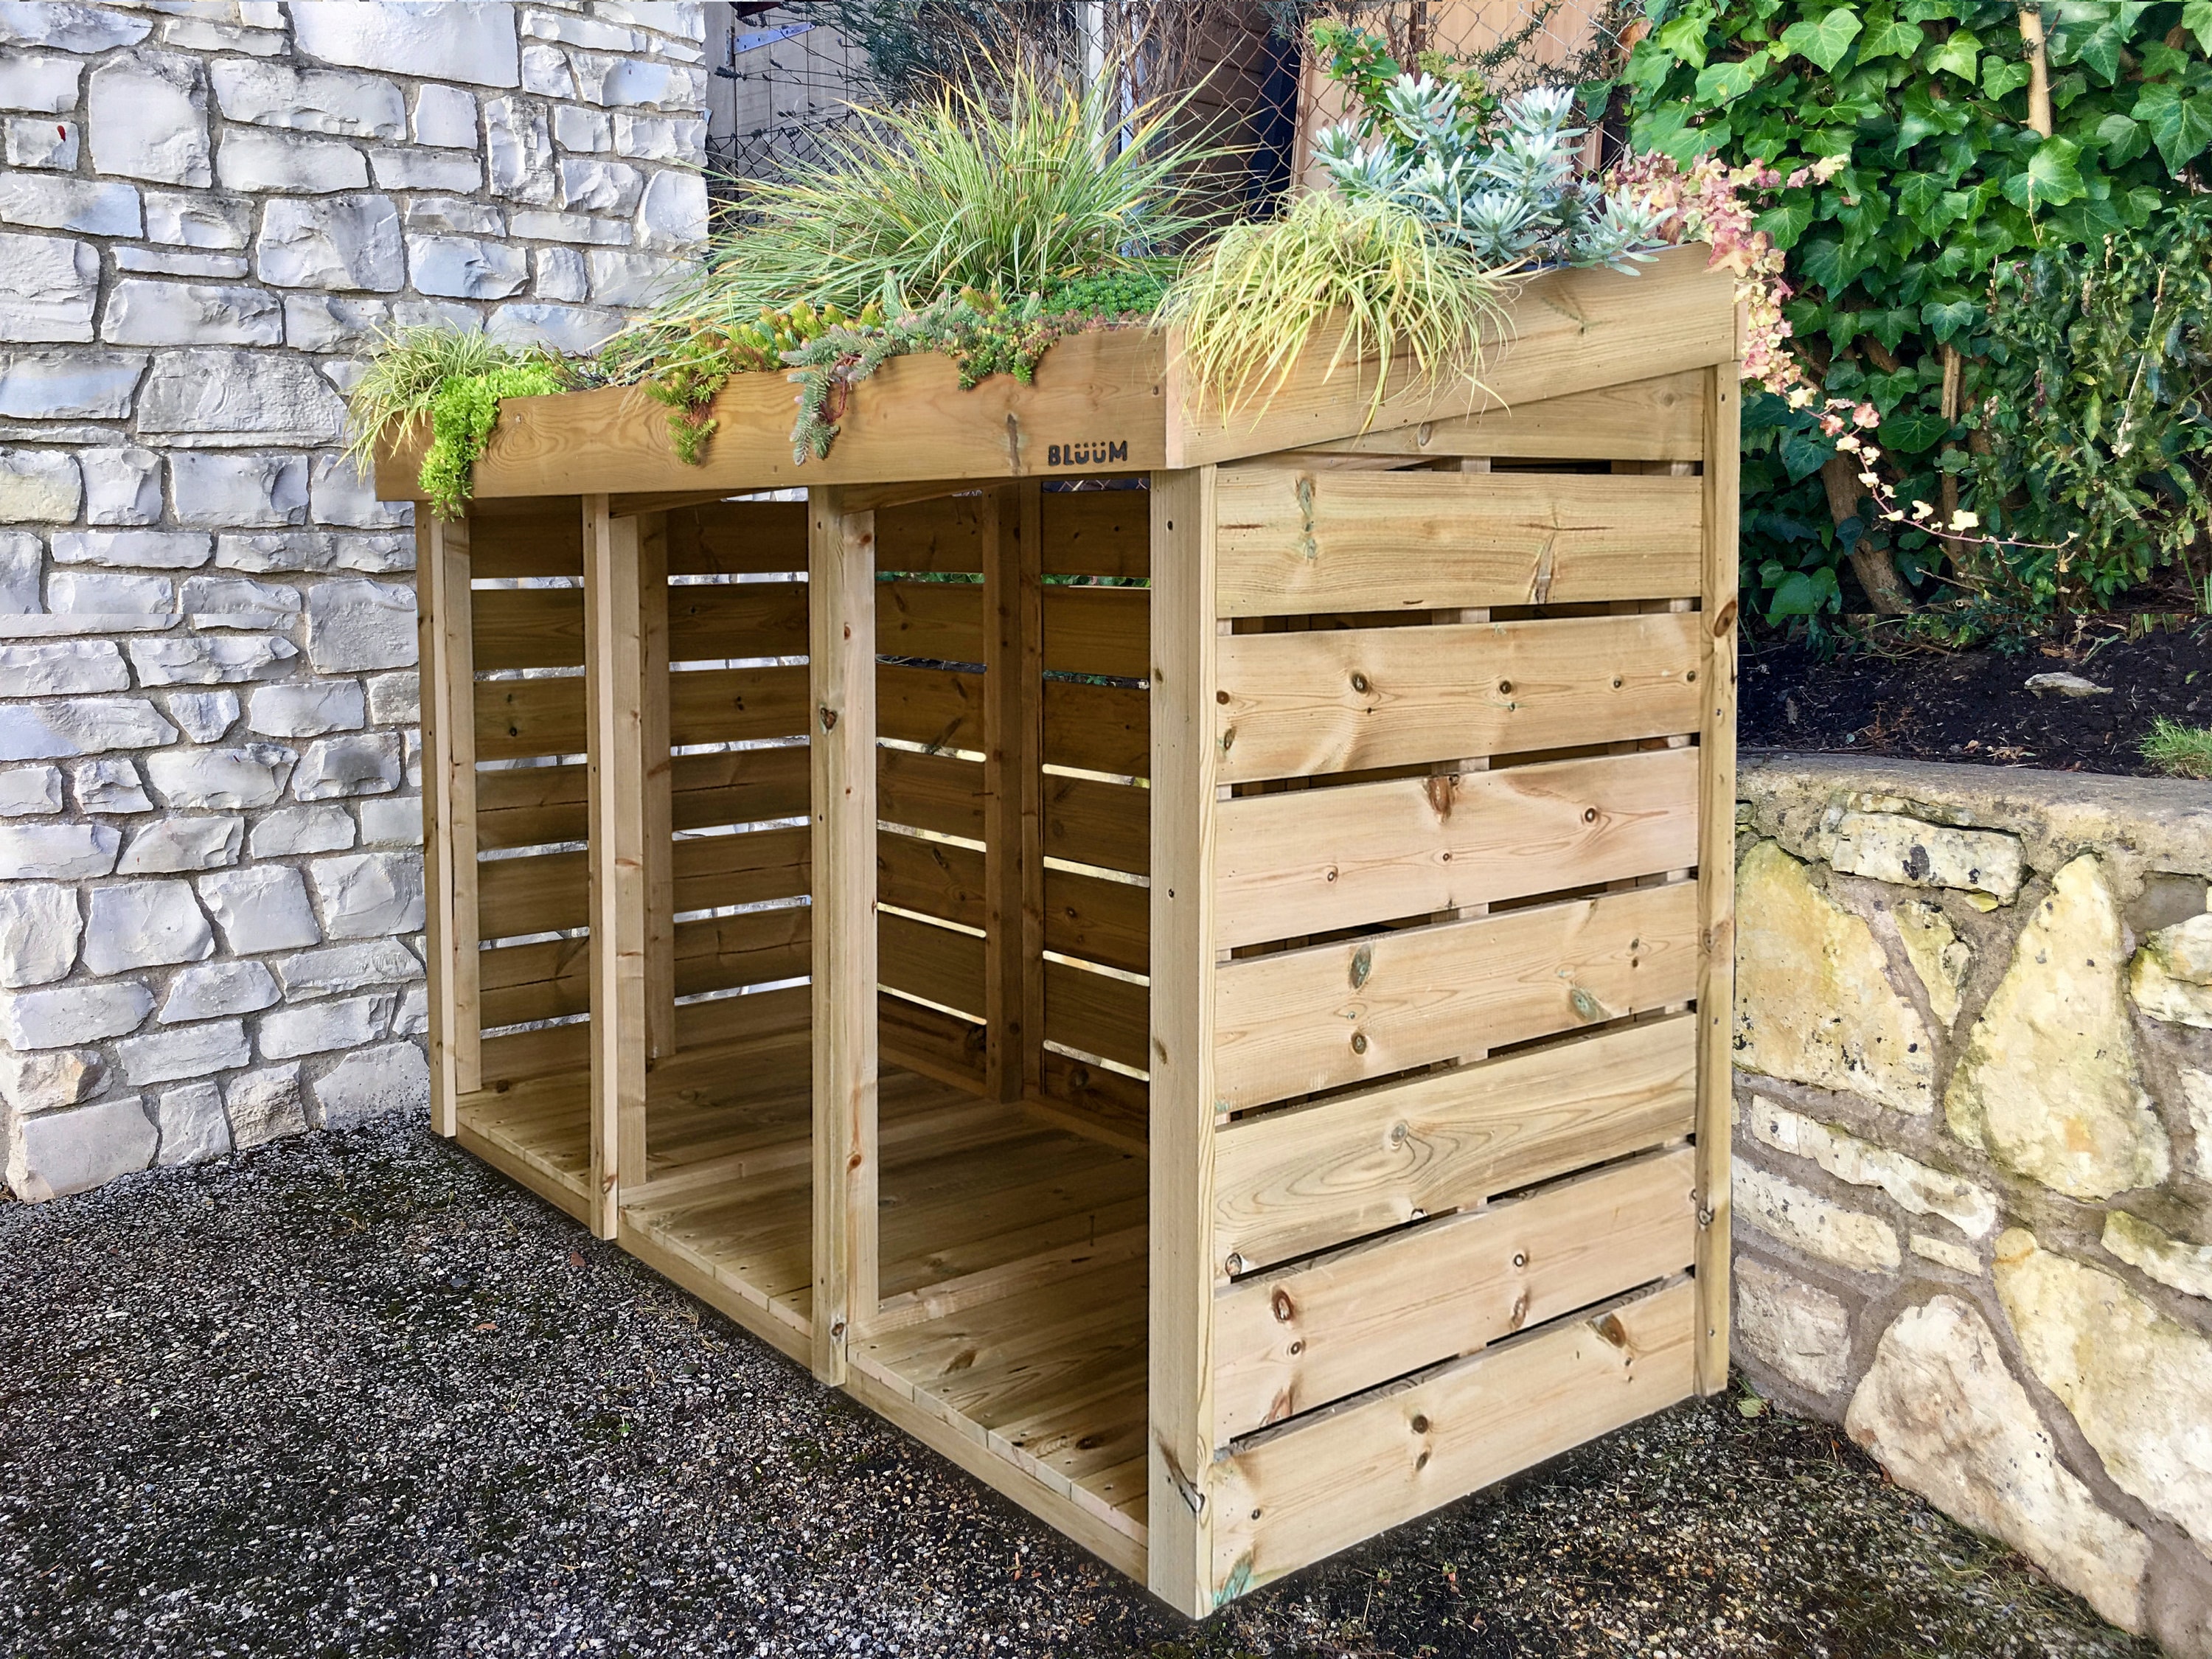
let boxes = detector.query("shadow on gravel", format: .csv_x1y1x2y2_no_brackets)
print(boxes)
0,1117,2161,1659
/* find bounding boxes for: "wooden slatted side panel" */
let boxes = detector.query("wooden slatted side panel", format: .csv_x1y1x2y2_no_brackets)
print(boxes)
1202,446,1730,1606
1037,487,1150,1144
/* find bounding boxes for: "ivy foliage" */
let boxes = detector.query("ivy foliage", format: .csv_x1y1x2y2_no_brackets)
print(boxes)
1622,0,2212,625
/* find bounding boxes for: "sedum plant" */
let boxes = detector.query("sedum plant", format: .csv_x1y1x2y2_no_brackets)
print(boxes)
342,325,565,519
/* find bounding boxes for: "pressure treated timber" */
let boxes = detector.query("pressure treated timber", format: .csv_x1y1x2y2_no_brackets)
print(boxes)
1290,368,1708,464
878,831,986,929
1043,678,1149,779
1044,773,1148,876
1213,468,1703,619
982,482,1045,1104
1209,1279,1697,1596
1041,583,1149,678
666,581,810,661
1040,488,1150,579
641,515,674,1062
1214,610,1704,785
1212,1146,1697,1439
667,498,807,574
1212,1015,1699,1275
1044,959,1148,1074
878,747,985,841
1214,748,1701,947
418,512,475,1128
476,672,585,763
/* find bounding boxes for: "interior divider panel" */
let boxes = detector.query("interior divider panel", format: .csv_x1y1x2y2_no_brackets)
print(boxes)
1215,747,1700,948
875,495,986,572
467,501,584,580
667,582,810,661
667,665,810,748
1214,468,1703,618
1211,1145,1697,1439
670,746,810,833
672,907,811,998
1043,773,1148,876
478,936,591,1029
1041,585,1149,679
1214,611,1703,785
880,580,987,664
1213,881,1700,1110
478,847,588,936
1043,867,1147,976
480,1020,590,1085
1043,679,1148,779
1211,1015,1699,1274
476,675,585,762
670,825,808,911
879,748,985,841
476,761,589,849
880,831,987,931
880,909,986,1018
880,664,984,753
882,993,987,1085
472,587,585,671
1044,960,1148,1074
1038,490,1149,578
669,501,807,574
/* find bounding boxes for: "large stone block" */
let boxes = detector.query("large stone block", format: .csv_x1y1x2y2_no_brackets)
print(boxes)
70,757,150,812
0,882,80,987
509,206,627,245
307,451,411,529
282,293,390,354
223,1060,304,1148
159,959,278,1023
533,245,586,302
292,732,402,801
146,743,295,810
0,531,38,612
411,84,476,149
4,1094,156,1203
164,689,238,744
635,167,706,251
170,452,308,527
585,247,682,307
46,570,174,613
51,529,212,569
1734,1158,1901,1273
214,128,368,193
142,189,250,251
0,821,119,880
1846,1295,2152,1632
0,4,151,52
0,350,147,419
356,795,423,847
613,111,703,163
484,302,622,355
1734,1253,1852,1396
208,58,403,139
0,765,63,816
311,1041,430,1129
248,803,352,858
154,1080,230,1165
215,529,409,574
139,348,347,445
115,813,242,875
554,104,610,151
0,695,178,760
103,278,282,347
1947,856,2168,1200
1747,1096,2000,1238
1,232,97,342
2103,1211,2212,1302
7,108,78,169
2132,913,2212,1029
0,168,141,237
0,639,127,695
196,864,319,953
406,234,530,299
291,2,520,88
0,445,79,520
370,147,481,192
1997,1229,2212,1558
82,879,215,975
255,195,403,293
0,979,152,1048
87,52,209,187
179,576,299,625
259,991,391,1060
274,937,420,1000
570,52,698,110
0,52,83,113
116,1017,249,1087
484,96,556,206
246,681,366,739
557,156,642,215
522,41,574,98
406,195,503,237
128,632,296,686
80,446,162,524
0,1046,103,1113
1733,840,1937,1114
310,849,423,939
305,579,416,672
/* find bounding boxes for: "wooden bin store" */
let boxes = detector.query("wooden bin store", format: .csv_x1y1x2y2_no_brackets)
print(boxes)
380,246,1742,1615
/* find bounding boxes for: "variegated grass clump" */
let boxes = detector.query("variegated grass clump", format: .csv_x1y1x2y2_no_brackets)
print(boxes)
340,325,565,518
1157,190,1509,428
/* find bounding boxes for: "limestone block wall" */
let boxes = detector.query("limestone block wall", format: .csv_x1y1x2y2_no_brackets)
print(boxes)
0,1,706,1201
1731,752,2212,1655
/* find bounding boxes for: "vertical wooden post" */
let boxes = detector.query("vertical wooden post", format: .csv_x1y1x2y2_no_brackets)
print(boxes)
1147,467,1219,1617
417,512,477,1135
1694,366,1742,1395
585,496,650,1242
983,481,1044,1104
810,487,880,1385
639,513,675,1062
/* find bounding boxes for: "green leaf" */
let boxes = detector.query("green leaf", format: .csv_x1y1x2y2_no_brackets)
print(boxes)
1896,170,1952,231
1857,7,1924,60
1780,431,1836,481
2135,80,2212,173
2094,111,2149,167
2003,135,2087,210
1754,198,1814,247
2187,0,2212,55
1653,13,1712,69
1779,7,1863,71
1924,27,1980,82
1881,411,1952,452
1695,49,1773,105
1796,235,1851,291
1765,568,1839,619
1979,58,2031,101
1921,297,1982,341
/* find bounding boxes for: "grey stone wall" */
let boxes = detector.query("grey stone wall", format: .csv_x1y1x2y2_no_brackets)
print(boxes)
1731,752,2212,1655
0,1,705,1200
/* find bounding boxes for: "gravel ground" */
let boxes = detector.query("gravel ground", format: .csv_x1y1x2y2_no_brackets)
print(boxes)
0,1118,2163,1659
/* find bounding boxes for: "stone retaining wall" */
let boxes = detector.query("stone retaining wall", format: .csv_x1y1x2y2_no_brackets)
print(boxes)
0,1,705,1201
1732,751,2212,1654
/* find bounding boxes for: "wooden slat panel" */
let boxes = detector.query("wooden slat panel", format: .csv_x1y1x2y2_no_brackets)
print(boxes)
477,934,591,1029
880,578,987,664
880,991,987,1087
475,760,588,849
1214,1016,1697,1273
473,586,585,671
467,501,582,580
1045,959,1148,1074
880,910,985,1018
1044,773,1147,876
880,830,986,930
1043,678,1148,779
667,664,810,748
670,744,810,831
1037,1048,1148,1147
669,500,806,574
1215,611,1702,785
1214,882,1699,1110
879,746,984,840
1043,867,1147,975
479,1018,590,1085
1214,470,1703,619
477,848,587,936
1040,488,1149,577
1298,368,1708,464
667,582,809,662
671,825,808,912
877,493,985,573
1214,1147,1695,1439
1210,1280,1697,1592
476,674,585,762
1216,748,1700,947
672,905,810,998
1042,584,1148,678
880,664,983,754
677,981,810,1051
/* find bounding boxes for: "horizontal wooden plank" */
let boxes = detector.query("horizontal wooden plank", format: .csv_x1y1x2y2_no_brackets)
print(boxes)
669,500,807,574
1043,866,1147,975
880,830,986,931
1045,959,1148,1074
1214,469,1702,619
1214,1147,1696,1439
1214,1016,1697,1273
476,673,584,762
1037,1048,1149,1149
478,933,589,1029
672,825,808,913
479,1017,590,1086
670,744,809,832
478,848,587,937
1043,773,1147,876
1215,611,1703,785
672,905,810,998
880,664,984,754
877,494,986,573
1215,748,1700,947
1298,369,1708,464
1040,489,1149,578
1210,1279,1697,1593
1042,584,1148,678
880,989,987,1088
473,586,584,672
668,664,810,749
476,759,588,850
881,578,986,665
675,981,811,1052
1214,881,1700,1110
1043,678,1147,779
880,909,985,1020
667,581,809,663
467,501,582,580
879,746,984,840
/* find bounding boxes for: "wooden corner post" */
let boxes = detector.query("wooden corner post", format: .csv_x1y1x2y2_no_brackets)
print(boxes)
983,480,1044,1104
1148,466,1220,1617
417,510,477,1138
1694,366,1742,1394
585,495,650,1242
810,487,880,1385
640,512,675,1062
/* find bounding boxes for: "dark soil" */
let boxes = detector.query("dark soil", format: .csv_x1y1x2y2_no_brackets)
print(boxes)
0,1118,2160,1659
1741,618,2212,775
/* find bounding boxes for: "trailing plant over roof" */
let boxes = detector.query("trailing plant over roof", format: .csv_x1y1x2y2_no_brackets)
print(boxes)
341,325,566,520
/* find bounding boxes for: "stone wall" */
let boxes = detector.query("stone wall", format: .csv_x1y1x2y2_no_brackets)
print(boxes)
0,1,706,1200
1731,751,2212,1654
